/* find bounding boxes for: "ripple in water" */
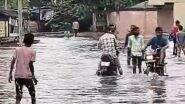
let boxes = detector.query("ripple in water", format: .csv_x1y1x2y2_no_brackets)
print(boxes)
0,37,185,104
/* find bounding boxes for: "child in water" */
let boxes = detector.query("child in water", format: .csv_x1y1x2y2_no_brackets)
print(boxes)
9,33,38,104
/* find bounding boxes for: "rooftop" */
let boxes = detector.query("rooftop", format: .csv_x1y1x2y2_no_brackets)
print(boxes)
129,1,156,9
0,9,18,18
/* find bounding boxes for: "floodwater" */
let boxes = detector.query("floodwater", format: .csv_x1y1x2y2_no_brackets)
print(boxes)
0,37,185,104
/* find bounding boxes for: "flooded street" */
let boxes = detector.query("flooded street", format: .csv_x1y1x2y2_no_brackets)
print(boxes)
1,37,185,104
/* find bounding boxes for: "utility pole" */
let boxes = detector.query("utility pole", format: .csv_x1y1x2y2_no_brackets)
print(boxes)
28,0,31,32
4,0,8,10
144,1,147,37
18,0,23,45
4,0,8,37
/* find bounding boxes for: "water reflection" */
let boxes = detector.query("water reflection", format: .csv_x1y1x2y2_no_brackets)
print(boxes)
1,37,185,104
98,76,118,96
149,79,167,103
0,48,15,104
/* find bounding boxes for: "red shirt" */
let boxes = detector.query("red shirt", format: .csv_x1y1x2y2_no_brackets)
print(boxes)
171,26,179,36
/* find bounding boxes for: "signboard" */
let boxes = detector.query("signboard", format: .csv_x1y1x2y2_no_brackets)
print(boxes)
0,21,8,37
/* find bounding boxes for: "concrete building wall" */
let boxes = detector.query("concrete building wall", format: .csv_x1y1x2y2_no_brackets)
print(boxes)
157,9,173,32
157,4,174,32
107,12,117,26
149,0,185,27
108,11,158,39
174,3,185,27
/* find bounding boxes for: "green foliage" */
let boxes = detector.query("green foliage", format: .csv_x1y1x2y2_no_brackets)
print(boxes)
46,0,92,31
46,0,146,31
29,0,41,8
0,0,145,31
0,0,4,7
0,0,28,9
77,0,145,12
8,0,18,9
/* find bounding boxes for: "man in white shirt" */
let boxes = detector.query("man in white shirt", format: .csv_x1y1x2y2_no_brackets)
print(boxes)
72,20,79,37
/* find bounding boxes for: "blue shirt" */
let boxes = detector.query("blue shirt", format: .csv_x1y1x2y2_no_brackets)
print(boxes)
176,31,185,45
147,35,168,50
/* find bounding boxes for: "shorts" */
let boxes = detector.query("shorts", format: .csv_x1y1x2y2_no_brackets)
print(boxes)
15,78,35,100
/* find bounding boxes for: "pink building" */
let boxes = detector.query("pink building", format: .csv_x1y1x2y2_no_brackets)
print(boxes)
93,1,174,40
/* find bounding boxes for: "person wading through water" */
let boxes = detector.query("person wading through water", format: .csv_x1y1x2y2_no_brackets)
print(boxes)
128,26,145,74
98,25,123,75
176,25,185,59
123,25,137,66
9,33,38,104
171,20,181,56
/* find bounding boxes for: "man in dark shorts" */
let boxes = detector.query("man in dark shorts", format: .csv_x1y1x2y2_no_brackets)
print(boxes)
9,33,38,104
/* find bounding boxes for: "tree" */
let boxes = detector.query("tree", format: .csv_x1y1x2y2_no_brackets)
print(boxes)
45,0,91,31
0,0,4,7
0,0,28,9
44,0,146,31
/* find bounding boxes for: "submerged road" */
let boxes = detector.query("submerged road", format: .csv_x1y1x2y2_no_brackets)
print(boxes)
0,37,185,104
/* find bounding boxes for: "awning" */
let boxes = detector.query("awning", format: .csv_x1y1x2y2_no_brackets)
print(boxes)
0,9,18,18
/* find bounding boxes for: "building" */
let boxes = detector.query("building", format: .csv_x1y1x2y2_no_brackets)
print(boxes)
39,7,54,32
149,0,185,27
93,1,166,40
0,9,17,38
93,1,173,39
92,12,107,32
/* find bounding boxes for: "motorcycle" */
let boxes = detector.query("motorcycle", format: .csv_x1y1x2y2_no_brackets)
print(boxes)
96,54,119,76
144,48,167,76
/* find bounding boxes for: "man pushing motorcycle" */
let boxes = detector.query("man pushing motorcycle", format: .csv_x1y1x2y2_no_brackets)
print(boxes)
97,25,123,76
